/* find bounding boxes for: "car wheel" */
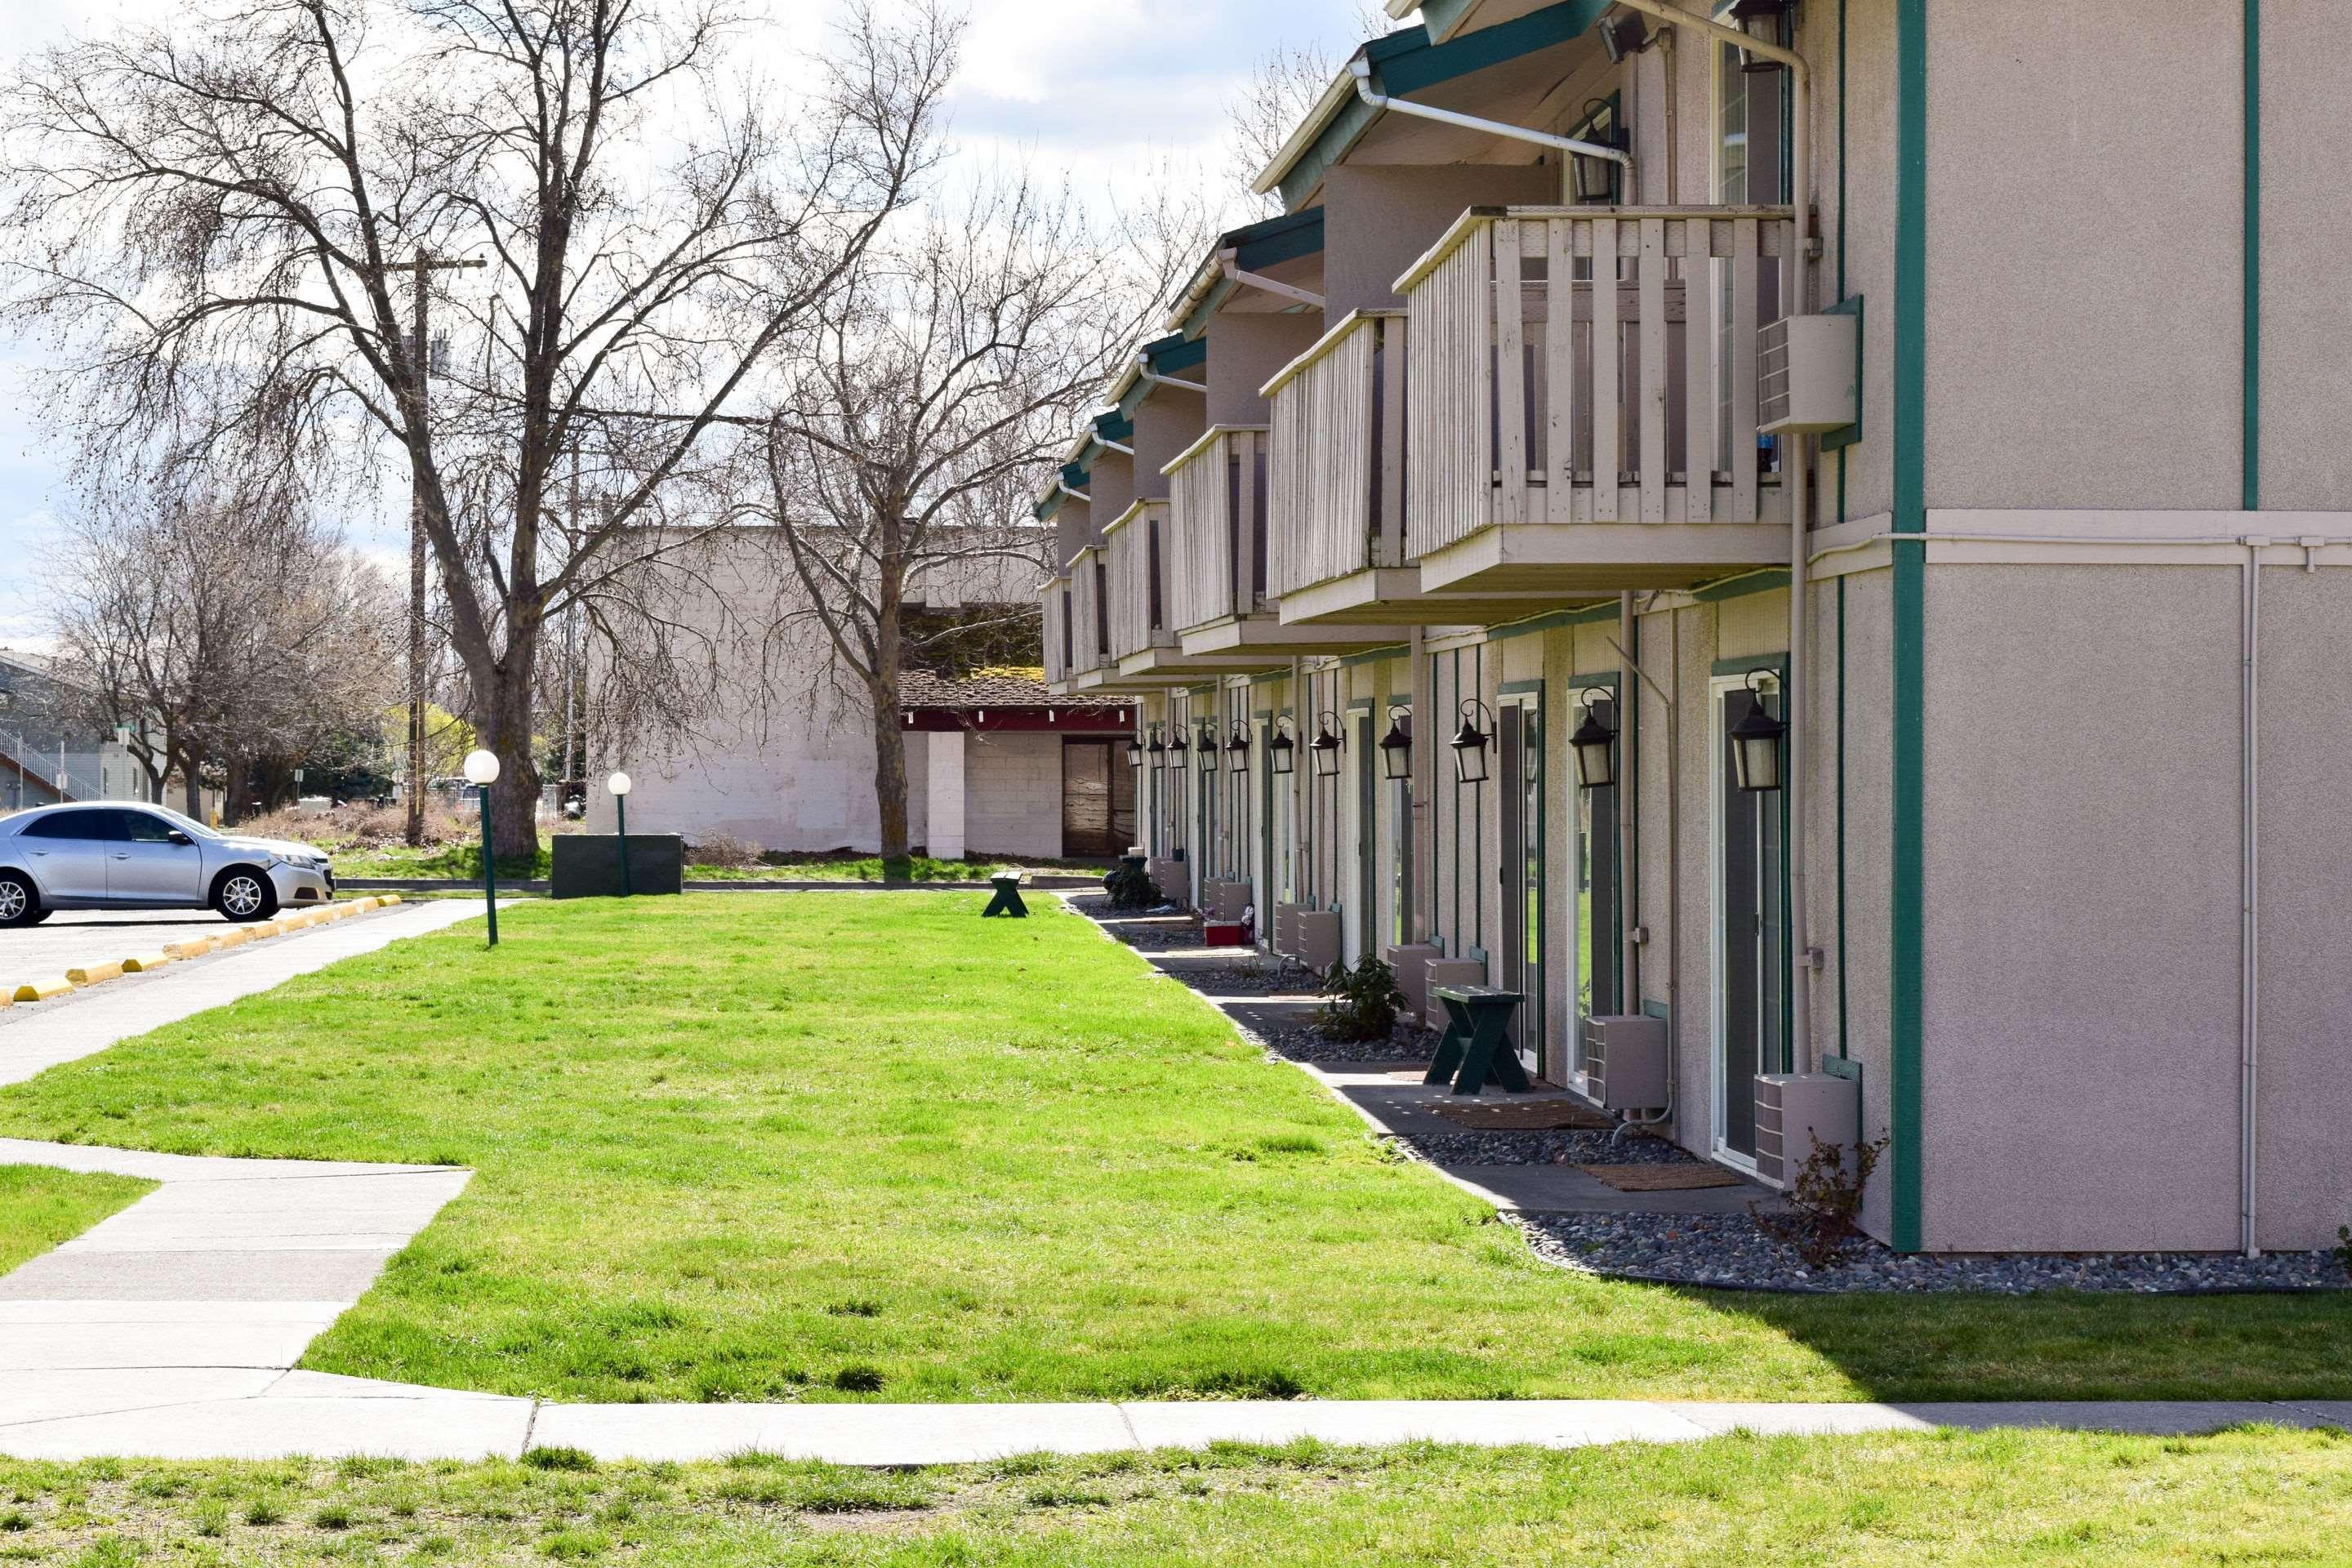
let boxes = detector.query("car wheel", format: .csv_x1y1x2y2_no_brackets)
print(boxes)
0,871,38,929
212,869,278,923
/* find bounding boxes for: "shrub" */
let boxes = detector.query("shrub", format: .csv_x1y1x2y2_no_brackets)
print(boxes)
1102,859,1159,911
687,831,762,869
1317,956,1407,1042
1752,1136,1891,1270
2335,1225,2351,1283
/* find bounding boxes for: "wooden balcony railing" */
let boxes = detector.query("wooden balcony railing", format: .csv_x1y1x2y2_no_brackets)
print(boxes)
1069,545,1109,672
1396,205,1797,557
1263,311,1405,597
1164,426,1269,631
1041,576,1070,685
1103,499,1175,662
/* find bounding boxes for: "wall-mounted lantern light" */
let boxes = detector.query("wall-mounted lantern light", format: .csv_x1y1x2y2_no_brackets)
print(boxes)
1147,724,1167,770
1729,670,1787,793
1450,699,1494,786
1269,716,1297,777
1309,712,1344,780
1168,724,1190,772
1570,688,1619,791
1730,0,1790,70
1379,706,1413,782
1569,99,1624,205
1125,730,1145,765
1226,722,1250,775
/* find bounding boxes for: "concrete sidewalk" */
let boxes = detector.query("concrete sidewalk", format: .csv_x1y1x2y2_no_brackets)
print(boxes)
0,898,495,1089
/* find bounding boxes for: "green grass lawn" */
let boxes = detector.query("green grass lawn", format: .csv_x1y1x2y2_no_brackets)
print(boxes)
2,1428,2348,1566
0,1165,154,1277
0,894,2342,1405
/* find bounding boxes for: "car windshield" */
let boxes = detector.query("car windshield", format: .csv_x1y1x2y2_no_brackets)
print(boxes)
149,807,222,840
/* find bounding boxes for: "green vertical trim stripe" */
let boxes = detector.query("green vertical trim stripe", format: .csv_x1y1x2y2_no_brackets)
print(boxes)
2243,0,2261,512
1889,0,1928,1254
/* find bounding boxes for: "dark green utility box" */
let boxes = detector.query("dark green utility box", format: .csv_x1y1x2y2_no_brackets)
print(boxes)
551,834,685,898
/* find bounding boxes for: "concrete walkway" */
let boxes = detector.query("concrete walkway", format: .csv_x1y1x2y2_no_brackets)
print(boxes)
1,893,2345,1463
0,898,494,1089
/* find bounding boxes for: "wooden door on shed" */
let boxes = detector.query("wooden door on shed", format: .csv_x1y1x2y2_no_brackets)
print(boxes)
1061,739,1134,856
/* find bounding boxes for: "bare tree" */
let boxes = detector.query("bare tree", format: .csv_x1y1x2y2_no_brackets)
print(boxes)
754,172,1200,860
1224,9,1390,212
42,488,401,822
1,0,958,854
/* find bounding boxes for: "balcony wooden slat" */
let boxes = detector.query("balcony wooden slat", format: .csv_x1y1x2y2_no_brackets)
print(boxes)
1732,220,1762,520
1592,216,1619,523
1638,220,1669,525
1166,430,1264,633
1686,222,1717,523
1267,316,1386,597
1494,218,1528,526
1544,220,1575,521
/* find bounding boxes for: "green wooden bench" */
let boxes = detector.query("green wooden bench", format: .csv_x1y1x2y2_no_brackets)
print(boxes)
982,872,1028,918
1425,984,1531,1096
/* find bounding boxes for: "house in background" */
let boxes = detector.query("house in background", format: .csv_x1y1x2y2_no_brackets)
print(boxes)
1045,0,2352,1258
583,536,1134,862
0,648,163,813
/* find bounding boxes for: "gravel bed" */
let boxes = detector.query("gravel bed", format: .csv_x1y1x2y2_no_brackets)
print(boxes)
1513,1212,2352,1294
1161,960,1309,996
1241,1018,1439,1065
1394,1128,1695,1167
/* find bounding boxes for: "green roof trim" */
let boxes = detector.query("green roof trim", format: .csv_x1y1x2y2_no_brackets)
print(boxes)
1176,208,1327,341
1091,411,1135,443
1147,334,1206,374
1276,0,1611,212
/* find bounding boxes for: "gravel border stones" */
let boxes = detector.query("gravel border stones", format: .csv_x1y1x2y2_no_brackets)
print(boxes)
1514,1212,2352,1294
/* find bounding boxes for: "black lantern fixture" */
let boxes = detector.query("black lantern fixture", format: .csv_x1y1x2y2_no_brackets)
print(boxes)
1125,729,1145,766
1168,724,1190,772
1198,720,1221,760
1226,721,1250,775
1729,670,1788,793
1569,100,1624,206
1729,0,1790,71
1268,716,1297,777
1450,699,1494,786
1146,724,1167,770
1569,688,1619,791
1378,705,1412,782
1308,712,1344,780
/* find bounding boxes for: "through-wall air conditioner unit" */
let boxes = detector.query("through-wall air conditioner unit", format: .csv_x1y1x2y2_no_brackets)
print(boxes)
1581,1014,1668,1112
1757,314,1859,434
1754,1071,1861,1189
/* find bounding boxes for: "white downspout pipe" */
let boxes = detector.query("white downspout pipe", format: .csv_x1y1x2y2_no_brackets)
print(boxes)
1617,0,1816,1075
1138,365,1205,395
1054,481,1090,506
1218,252,1327,311
1347,57,1631,203
1096,439,1136,457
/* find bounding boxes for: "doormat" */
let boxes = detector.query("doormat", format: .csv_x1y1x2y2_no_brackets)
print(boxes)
1579,1164,1748,1192
1433,1102,1615,1131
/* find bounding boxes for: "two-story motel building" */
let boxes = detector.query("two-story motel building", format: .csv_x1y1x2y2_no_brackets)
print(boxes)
1039,0,2350,1256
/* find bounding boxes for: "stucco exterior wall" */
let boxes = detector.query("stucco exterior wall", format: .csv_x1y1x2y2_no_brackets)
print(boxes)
1320,164,1558,319
1833,567,1897,1242
1925,2,2241,511
1918,563,2243,1252
1205,313,1327,427
1131,395,1203,499
2255,0,2352,512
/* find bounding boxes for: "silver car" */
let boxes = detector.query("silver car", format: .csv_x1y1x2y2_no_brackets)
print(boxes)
0,803,335,927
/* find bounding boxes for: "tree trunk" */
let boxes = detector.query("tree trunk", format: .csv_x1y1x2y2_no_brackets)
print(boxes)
472,627,544,865
180,750,203,820
871,681,909,861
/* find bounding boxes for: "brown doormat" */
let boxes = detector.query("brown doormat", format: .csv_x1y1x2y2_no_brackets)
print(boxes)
1579,1163,1749,1192
1432,1102,1615,1131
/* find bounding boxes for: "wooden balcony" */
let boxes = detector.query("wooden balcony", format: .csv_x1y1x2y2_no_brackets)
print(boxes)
1041,574,1071,692
1260,310,1575,630
1065,545,1111,691
1399,205,1797,596
1161,425,1399,657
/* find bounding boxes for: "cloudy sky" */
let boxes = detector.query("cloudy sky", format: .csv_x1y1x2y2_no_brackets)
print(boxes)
0,0,1383,646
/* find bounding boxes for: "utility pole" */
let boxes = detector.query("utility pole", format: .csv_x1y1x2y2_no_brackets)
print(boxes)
381,252,486,844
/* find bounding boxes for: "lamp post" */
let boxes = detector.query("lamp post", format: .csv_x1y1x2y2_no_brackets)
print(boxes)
462,748,501,946
608,771,635,897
